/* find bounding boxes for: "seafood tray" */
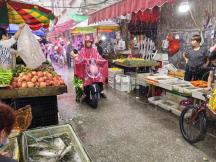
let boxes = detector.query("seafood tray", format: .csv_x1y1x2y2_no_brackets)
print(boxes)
1,137,20,161
146,75,177,83
22,124,91,162
183,87,201,95
192,88,209,101
172,83,192,92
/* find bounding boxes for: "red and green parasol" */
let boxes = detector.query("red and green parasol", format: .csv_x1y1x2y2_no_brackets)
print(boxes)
0,0,55,30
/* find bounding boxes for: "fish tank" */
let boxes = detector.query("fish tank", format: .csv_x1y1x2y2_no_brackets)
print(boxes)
21,124,91,162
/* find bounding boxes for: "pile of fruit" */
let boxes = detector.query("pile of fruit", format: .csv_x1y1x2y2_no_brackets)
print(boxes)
191,80,208,88
11,71,65,89
168,70,185,79
0,69,13,87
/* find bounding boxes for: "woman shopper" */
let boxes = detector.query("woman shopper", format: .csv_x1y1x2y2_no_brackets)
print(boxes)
0,103,16,162
0,24,24,69
183,35,209,81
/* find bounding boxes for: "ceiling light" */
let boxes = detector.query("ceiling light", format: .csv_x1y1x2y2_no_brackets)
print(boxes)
178,1,190,13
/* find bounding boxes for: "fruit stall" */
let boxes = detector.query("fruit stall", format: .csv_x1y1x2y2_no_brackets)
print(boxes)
0,62,67,128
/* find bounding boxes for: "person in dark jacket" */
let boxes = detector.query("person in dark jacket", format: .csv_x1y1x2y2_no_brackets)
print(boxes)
0,103,16,162
183,35,209,81
96,40,104,57
66,41,73,69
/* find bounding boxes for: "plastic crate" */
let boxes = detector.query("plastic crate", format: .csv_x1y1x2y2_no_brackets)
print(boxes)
12,96,58,128
22,124,91,162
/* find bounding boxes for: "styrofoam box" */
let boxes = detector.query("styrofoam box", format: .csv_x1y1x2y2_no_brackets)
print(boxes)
157,99,179,112
148,96,164,105
192,88,208,101
108,68,124,78
108,80,115,89
115,74,131,92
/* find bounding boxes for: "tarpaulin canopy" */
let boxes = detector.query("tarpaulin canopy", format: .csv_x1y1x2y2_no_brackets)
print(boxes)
71,19,119,34
89,0,175,24
47,19,75,38
69,13,88,22
0,0,55,30
7,24,45,36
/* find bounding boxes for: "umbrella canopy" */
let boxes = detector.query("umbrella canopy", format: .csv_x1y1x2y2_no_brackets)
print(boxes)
71,19,119,34
7,24,45,36
0,0,55,30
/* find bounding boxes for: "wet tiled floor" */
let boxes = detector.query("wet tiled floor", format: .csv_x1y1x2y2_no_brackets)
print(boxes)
56,66,216,162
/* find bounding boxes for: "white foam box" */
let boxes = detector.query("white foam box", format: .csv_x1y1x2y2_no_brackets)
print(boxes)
192,88,209,101
148,96,164,105
115,74,131,92
108,68,124,78
157,98,179,112
170,107,182,116
108,77,115,89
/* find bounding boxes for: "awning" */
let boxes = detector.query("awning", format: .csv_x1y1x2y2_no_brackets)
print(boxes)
47,19,76,38
71,19,119,34
89,0,175,24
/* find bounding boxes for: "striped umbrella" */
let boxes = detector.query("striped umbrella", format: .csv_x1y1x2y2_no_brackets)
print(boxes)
0,0,55,30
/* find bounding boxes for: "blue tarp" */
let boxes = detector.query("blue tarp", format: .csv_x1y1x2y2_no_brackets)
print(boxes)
7,24,45,37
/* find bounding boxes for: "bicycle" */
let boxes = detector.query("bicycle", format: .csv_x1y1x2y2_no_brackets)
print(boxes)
179,93,216,144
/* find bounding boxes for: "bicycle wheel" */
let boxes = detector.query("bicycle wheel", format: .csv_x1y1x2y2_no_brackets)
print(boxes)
179,106,208,144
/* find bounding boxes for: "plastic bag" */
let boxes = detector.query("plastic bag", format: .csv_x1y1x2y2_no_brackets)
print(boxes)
17,25,46,69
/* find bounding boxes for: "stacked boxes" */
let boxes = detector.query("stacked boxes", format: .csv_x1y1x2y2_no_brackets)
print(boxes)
108,68,124,89
115,74,131,92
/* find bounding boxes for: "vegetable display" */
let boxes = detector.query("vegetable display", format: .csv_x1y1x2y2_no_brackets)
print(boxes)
0,69,13,86
113,58,159,67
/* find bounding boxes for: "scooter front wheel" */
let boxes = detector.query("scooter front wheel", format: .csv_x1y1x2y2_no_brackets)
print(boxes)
90,93,98,108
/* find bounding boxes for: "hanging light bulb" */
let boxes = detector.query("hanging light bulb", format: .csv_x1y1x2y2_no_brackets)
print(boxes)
178,1,190,13
101,35,106,41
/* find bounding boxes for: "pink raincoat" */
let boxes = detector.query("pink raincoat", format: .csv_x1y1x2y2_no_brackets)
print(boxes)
74,47,108,86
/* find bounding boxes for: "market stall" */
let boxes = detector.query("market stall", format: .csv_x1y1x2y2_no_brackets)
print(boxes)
71,19,120,51
135,72,209,116
0,63,67,128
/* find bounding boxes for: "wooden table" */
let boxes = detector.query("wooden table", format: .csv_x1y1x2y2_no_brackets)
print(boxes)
113,62,160,74
0,85,67,99
0,85,68,128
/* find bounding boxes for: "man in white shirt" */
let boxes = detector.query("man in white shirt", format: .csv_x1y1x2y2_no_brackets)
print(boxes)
0,24,24,69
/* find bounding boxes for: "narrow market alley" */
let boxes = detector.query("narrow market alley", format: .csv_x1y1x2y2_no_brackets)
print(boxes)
57,67,216,162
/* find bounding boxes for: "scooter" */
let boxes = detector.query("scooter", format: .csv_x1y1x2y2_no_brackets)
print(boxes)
84,83,103,108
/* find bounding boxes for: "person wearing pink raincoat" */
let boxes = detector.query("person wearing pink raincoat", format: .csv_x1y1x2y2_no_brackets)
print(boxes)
74,36,108,101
